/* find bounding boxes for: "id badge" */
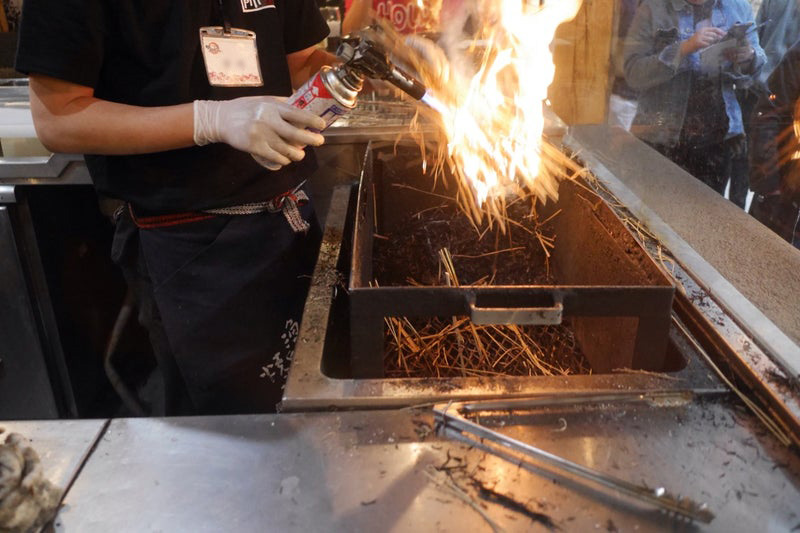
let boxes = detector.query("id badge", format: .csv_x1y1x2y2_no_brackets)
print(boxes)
200,27,264,87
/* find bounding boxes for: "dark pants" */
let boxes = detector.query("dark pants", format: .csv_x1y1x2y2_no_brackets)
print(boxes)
728,147,750,209
729,88,760,210
112,200,321,415
749,194,800,249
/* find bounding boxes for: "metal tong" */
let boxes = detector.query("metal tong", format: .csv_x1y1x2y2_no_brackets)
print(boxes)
433,394,715,524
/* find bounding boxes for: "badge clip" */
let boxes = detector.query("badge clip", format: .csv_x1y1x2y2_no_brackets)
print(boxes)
199,26,264,87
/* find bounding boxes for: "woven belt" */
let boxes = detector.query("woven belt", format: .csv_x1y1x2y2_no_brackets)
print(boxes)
204,181,310,233
126,182,311,233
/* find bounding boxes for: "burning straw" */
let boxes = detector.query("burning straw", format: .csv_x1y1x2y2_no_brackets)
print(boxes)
365,0,593,377
366,0,585,231
383,245,591,379
385,314,591,378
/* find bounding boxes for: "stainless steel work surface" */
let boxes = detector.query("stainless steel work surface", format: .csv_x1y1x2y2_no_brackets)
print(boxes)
0,419,108,492
56,403,799,532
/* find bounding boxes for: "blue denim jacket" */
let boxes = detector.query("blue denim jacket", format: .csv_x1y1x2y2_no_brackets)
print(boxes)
623,0,766,147
756,0,800,85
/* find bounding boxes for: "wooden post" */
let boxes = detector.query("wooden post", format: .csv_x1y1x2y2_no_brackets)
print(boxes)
548,0,616,125
0,1,8,33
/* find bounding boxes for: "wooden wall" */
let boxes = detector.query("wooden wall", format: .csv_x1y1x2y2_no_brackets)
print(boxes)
547,0,617,125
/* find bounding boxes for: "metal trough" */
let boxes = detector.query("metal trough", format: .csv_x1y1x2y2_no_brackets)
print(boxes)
347,144,676,378
280,142,721,412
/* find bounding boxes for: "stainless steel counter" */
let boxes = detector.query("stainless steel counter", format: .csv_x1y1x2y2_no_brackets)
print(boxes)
49,403,800,532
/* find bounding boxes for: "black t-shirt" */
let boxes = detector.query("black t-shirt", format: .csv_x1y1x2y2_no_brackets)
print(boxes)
15,0,329,213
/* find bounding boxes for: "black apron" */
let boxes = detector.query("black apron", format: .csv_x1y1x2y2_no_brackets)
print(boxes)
112,197,321,414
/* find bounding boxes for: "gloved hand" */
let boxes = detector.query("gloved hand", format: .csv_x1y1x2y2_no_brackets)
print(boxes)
193,97,326,170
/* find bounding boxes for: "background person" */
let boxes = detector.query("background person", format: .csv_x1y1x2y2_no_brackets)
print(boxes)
733,0,800,213
624,0,765,197
748,39,800,248
608,0,643,131
755,0,800,87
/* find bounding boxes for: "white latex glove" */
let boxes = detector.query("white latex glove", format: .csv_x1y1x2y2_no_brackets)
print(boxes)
193,97,326,170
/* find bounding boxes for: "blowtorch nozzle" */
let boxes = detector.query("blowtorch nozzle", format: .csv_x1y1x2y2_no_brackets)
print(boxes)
337,37,427,100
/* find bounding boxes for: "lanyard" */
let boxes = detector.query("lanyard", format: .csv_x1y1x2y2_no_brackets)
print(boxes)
214,0,232,34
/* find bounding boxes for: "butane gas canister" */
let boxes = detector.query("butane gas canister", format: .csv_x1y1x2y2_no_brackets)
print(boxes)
255,64,362,170
288,65,360,130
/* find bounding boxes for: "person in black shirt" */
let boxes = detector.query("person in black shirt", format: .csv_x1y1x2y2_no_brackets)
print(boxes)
748,39,800,248
15,1,337,414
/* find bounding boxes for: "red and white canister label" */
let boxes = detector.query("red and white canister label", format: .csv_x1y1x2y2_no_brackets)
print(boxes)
288,71,349,132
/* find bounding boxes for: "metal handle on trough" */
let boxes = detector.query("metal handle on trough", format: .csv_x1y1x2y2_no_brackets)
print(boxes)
468,301,563,325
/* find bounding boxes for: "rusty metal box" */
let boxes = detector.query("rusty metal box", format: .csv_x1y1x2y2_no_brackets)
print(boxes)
348,144,675,378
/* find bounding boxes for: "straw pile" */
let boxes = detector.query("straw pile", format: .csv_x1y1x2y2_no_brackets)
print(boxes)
375,201,592,378
385,315,591,378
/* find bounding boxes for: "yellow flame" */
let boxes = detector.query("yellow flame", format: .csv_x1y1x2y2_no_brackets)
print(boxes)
414,0,583,222
445,1,576,199
793,98,800,161
369,0,583,229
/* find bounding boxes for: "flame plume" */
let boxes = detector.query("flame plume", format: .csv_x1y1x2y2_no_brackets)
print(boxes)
793,98,800,161
786,99,800,198
373,0,584,231
771,98,800,198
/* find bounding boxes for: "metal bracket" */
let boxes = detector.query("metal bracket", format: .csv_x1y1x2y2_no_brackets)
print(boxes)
434,396,715,524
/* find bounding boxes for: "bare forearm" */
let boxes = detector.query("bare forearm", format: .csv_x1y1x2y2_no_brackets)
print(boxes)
342,0,371,35
33,98,194,155
30,75,194,155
